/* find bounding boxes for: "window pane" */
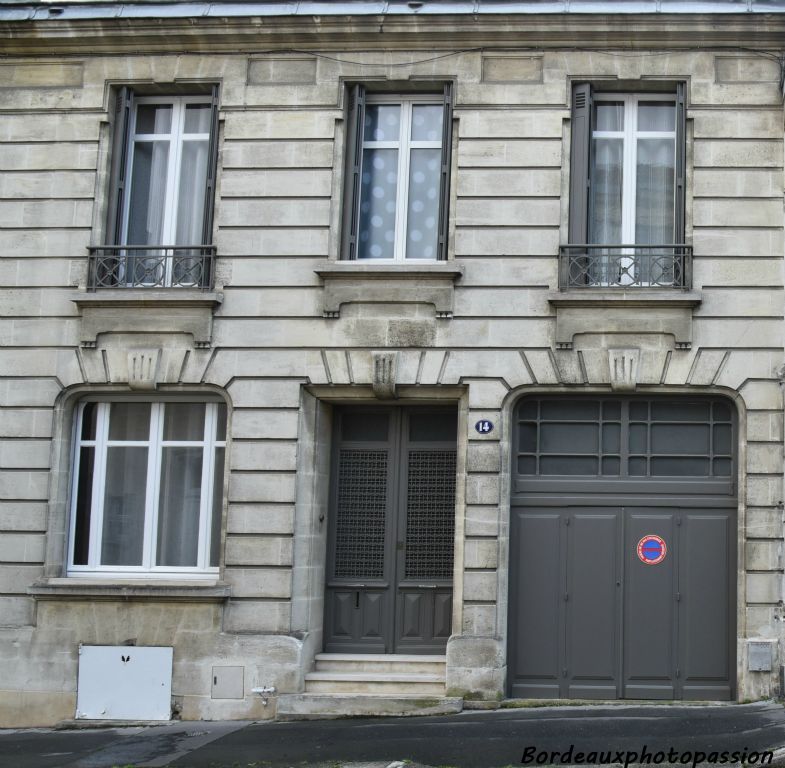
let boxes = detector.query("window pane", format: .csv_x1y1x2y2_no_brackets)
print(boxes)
651,456,709,476
540,456,598,475
364,104,401,142
409,411,457,442
108,403,151,441
630,401,649,420
589,137,623,244
518,456,536,474
215,404,227,441
156,447,203,567
127,140,169,246
540,400,598,420
358,148,398,259
341,412,389,442
540,423,598,454
713,401,732,421
136,104,172,134
635,137,675,245
713,457,732,476
73,446,95,565
602,456,620,475
629,424,648,454
713,424,732,455
175,140,208,247
595,102,624,131
603,401,621,420
602,423,620,453
163,403,205,441
629,457,647,476
651,423,709,455
81,403,98,440
519,423,537,453
210,447,225,567
406,147,440,259
411,104,443,141
651,401,709,421
184,103,211,133
101,446,147,566
638,102,675,132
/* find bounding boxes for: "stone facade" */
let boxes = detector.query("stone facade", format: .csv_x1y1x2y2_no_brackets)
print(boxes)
0,2,784,725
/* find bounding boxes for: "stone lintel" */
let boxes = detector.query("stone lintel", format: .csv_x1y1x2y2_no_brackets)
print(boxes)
549,290,701,350
315,262,463,319
71,290,223,349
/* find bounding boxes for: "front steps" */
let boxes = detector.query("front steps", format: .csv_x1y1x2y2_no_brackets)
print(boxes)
276,653,463,720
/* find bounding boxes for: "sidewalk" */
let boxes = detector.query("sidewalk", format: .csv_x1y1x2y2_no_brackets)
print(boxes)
2,701,785,768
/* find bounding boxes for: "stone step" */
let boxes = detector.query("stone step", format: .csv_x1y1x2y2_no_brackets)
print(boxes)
277,693,463,721
304,671,446,695
314,653,447,675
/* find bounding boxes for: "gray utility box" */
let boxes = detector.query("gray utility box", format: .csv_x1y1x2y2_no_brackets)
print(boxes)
76,645,173,720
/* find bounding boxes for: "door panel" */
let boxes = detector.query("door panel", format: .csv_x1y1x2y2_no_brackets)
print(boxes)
567,511,619,698
623,511,676,699
325,407,456,654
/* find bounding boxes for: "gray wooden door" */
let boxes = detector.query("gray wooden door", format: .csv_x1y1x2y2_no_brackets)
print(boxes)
509,396,736,700
324,407,456,654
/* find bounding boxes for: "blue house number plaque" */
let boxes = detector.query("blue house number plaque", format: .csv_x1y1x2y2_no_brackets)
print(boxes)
475,419,494,434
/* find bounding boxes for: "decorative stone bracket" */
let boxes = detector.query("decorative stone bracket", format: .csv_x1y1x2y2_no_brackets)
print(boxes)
315,261,463,319
609,348,640,391
71,290,223,349
548,290,702,350
372,351,398,399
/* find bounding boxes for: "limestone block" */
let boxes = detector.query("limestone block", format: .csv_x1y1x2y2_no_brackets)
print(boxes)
0,565,42,593
461,604,497,635
466,474,500,506
0,380,60,409
0,114,99,142
694,199,781,228
482,55,543,82
454,288,552,318
457,139,561,168
465,505,500,538
747,443,783,475
225,536,293,567
231,410,300,441
467,412,501,442
746,541,782,572
446,666,506,701
715,56,780,83
686,350,728,386
441,351,532,389
0,143,97,172
0,501,46,532
691,81,780,107
747,412,783,443
692,109,782,139
747,476,781,507
456,198,560,227
0,441,50,470
458,109,563,139
0,690,75,728
223,111,337,140
221,140,333,169
693,169,782,198
693,259,783,289
207,350,327,385
463,572,498,603
228,471,296,504
455,228,559,257
0,534,45,563
218,231,328,258
417,350,447,385
467,380,510,410
322,350,351,384
224,568,292,599
0,409,53,439
693,140,782,168
551,350,584,385
221,169,332,198
0,200,92,229
0,317,78,347
467,442,501,474
395,351,421,386
0,171,94,200
699,289,784,318
458,169,560,197
746,573,780,604
220,288,321,318
0,259,73,287
738,381,782,411
223,600,291,633
348,350,373,385
458,82,566,106
0,597,33,626
746,606,778,638
227,380,302,409
459,257,558,287
226,504,295,536
464,540,499,570
180,693,274,721
0,470,49,501
230,441,297,472
715,351,781,391
693,318,781,349
747,508,783,540
218,199,330,228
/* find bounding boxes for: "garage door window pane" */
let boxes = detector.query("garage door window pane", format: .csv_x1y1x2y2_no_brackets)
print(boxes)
651,457,709,476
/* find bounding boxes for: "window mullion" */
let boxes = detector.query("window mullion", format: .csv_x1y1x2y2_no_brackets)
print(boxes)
622,94,637,245
144,403,164,570
395,100,412,261
197,403,215,569
88,403,110,569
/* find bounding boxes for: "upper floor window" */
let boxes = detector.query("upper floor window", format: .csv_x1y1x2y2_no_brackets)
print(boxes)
68,400,226,577
89,87,219,289
341,85,453,262
562,83,689,288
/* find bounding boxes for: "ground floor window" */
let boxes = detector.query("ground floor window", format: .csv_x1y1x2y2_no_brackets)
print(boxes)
68,399,226,577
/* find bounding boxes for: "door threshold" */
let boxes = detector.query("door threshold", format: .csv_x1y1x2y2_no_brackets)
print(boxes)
500,698,739,709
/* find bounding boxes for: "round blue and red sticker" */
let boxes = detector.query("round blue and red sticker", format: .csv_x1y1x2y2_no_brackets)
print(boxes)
637,534,667,565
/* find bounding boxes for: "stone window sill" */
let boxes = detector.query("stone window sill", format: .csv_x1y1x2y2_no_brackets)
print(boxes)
28,578,231,603
71,290,223,348
548,290,702,349
315,261,463,318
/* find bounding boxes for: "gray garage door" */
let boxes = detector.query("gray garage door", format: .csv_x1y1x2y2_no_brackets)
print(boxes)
509,397,736,700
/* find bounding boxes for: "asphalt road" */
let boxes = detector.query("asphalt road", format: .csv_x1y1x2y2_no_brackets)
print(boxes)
3,702,785,768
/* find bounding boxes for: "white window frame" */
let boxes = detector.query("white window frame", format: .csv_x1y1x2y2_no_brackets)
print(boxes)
358,93,443,262
591,92,678,245
67,398,226,579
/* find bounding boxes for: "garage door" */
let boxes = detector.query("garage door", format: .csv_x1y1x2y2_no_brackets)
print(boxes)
508,397,736,700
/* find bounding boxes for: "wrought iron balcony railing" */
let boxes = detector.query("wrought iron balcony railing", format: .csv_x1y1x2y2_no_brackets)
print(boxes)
558,245,692,290
87,245,216,290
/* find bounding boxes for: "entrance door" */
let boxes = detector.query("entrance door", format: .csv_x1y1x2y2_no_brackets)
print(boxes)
508,396,736,700
324,407,457,654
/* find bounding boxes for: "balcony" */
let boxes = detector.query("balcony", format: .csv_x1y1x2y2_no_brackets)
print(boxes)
558,245,692,290
87,245,216,291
